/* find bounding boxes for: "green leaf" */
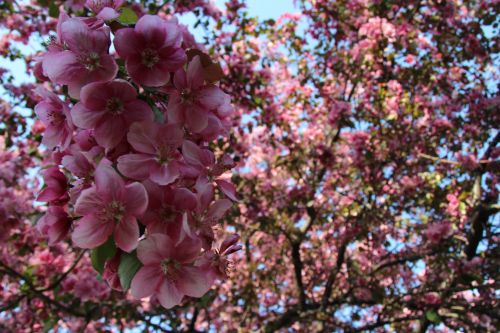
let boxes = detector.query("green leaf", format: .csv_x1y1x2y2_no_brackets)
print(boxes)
90,237,116,274
118,251,142,291
425,309,441,323
117,8,138,25
48,1,59,18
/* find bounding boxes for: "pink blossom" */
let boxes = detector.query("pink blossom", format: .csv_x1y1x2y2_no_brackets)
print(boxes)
198,234,241,283
37,206,71,245
167,56,229,132
34,87,74,150
103,252,123,291
117,121,183,185
42,18,117,98
425,221,453,244
71,159,148,252
86,0,125,20
113,15,186,87
37,167,69,204
422,292,441,305
141,180,197,234
130,232,210,309
71,80,153,149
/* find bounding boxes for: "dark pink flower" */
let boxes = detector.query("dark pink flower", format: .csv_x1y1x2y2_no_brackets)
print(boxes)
71,159,148,252
42,18,117,98
117,121,183,185
71,80,153,149
130,232,210,309
34,87,74,150
37,167,69,204
168,56,229,132
37,206,71,245
114,15,186,87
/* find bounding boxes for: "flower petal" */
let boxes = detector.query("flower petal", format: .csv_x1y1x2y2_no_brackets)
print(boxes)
130,265,163,299
123,182,148,216
157,280,184,309
72,214,113,249
114,215,139,252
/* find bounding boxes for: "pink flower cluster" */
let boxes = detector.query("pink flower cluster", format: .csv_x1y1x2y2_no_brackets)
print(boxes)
35,10,239,309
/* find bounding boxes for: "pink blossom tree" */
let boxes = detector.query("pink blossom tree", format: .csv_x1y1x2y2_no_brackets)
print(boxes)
1,0,499,332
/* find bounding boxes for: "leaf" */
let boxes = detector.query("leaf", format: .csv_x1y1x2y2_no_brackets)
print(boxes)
425,309,441,323
90,237,116,274
118,251,142,291
48,1,59,18
117,7,138,25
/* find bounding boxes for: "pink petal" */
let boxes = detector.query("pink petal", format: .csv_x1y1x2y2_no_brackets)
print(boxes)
94,116,126,149
171,235,202,264
94,158,124,201
173,68,187,90
187,56,205,90
157,280,184,309
123,182,148,216
42,50,82,84
135,15,166,46
197,86,227,110
71,102,106,129
158,47,186,72
97,7,120,21
61,18,109,54
137,233,173,265
150,163,179,186
173,188,197,211
215,179,238,201
207,199,232,221
117,154,155,180
74,186,102,216
127,121,158,154
72,214,114,249
114,215,139,252
113,28,141,59
182,140,203,166
126,57,171,87
130,265,163,299
175,266,211,298
123,100,153,123
166,98,185,124
186,105,208,133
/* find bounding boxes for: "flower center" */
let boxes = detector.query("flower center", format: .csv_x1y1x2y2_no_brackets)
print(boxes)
47,110,65,126
156,145,175,164
141,49,160,68
160,259,181,279
180,89,193,103
106,200,125,222
106,97,124,115
82,52,101,71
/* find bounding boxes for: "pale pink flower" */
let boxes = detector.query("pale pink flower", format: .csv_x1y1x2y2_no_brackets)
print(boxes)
167,56,229,132
71,80,153,149
42,18,117,98
117,121,183,185
114,15,186,87
37,206,71,245
130,233,210,309
71,159,148,252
